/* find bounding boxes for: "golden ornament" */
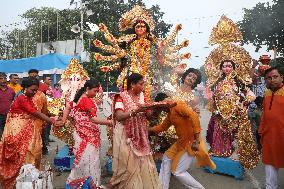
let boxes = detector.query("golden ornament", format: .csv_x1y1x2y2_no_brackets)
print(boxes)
209,15,243,45
119,5,155,32
47,98,65,116
204,15,259,169
205,15,252,87
61,58,89,80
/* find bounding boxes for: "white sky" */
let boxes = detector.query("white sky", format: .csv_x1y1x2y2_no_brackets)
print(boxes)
1,0,273,68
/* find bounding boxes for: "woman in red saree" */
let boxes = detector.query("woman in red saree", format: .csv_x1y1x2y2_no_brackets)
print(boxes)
109,73,162,189
62,78,112,186
0,78,58,189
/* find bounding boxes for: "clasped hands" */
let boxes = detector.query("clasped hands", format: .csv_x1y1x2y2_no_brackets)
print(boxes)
50,116,65,127
132,101,177,115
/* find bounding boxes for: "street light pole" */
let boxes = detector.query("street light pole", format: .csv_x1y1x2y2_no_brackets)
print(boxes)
80,0,84,52
47,21,50,42
41,21,43,55
57,11,59,40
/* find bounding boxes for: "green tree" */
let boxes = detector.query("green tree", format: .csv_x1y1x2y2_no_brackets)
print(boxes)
0,0,172,89
0,7,81,58
82,0,172,89
238,0,284,56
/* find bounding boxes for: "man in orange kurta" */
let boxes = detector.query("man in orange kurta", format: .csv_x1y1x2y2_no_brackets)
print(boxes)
7,74,22,94
150,93,215,189
259,67,284,189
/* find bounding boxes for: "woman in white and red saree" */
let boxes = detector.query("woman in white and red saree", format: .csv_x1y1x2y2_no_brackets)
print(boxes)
109,73,162,189
62,78,112,186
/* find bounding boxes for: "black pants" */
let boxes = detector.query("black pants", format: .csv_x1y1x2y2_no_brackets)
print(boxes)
0,114,7,139
42,124,51,151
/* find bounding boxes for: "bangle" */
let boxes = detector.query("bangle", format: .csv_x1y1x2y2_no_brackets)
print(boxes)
129,110,135,117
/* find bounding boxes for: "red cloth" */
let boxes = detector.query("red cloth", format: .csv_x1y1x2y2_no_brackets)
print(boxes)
38,82,50,95
9,94,36,114
259,86,284,168
0,86,15,115
70,97,100,166
0,94,35,189
75,97,97,118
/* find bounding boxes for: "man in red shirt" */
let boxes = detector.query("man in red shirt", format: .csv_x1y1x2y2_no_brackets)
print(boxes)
28,69,50,95
39,76,53,96
0,72,15,138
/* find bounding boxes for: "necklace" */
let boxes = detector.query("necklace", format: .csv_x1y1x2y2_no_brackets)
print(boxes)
130,38,151,76
173,88,194,104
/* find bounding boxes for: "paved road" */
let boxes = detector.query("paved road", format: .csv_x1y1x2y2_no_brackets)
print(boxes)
44,108,283,189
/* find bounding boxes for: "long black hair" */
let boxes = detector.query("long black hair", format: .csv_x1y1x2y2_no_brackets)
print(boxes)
155,92,168,102
21,77,39,89
73,78,101,103
126,73,143,91
181,68,202,89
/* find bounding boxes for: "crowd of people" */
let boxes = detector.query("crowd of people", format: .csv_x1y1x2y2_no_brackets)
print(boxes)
0,5,283,189
0,66,282,189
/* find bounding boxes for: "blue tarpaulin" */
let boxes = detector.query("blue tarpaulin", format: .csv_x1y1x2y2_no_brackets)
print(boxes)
0,53,79,73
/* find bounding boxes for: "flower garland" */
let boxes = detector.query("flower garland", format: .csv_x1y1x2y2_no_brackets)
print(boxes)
130,38,151,76
129,38,152,98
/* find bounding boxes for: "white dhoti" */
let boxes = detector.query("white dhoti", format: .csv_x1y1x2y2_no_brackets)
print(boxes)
265,164,279,189
159,152,204,189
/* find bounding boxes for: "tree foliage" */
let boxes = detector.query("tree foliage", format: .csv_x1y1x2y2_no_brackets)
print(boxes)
0,0,172,89
238,0,284,56
81,0,172,89
0,0,171,57
0,7,81,59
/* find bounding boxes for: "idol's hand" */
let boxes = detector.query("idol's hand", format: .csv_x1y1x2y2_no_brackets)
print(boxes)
173,64,187,75
204,87,213,99
175,24,182,31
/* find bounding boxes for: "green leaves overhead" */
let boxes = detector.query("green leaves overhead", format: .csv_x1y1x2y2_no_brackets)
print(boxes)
238,0,284,56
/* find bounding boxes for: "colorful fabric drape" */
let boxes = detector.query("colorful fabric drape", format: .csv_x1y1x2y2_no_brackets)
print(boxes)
0,95,37,189
110,92,161,189
67,97,101,185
